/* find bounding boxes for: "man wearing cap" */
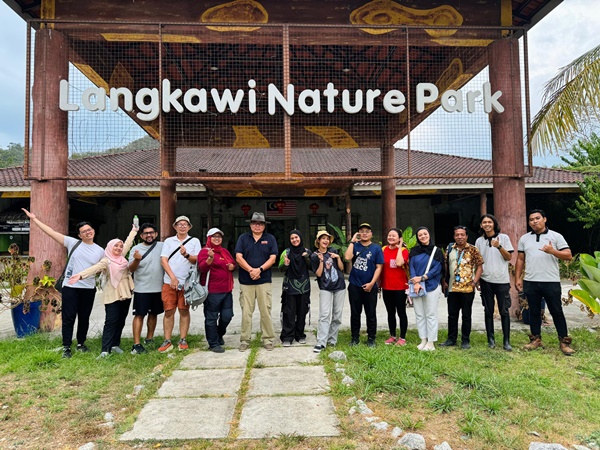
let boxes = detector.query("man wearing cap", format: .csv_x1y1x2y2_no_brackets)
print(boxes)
311,230,346,353
344,223,384,347
128,223,164,354
198,228,236,353
234,212,278,351
158,216,201,352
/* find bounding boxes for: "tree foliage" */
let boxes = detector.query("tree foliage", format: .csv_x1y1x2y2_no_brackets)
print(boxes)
531,43,600,155
560,133,600,172
0,142,25,168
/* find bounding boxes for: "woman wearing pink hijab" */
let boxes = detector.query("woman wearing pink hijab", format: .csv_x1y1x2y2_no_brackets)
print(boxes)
69,223,138,357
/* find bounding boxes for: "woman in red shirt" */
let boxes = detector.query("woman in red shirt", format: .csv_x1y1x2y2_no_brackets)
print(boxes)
197,228,236,353
380,228,410,346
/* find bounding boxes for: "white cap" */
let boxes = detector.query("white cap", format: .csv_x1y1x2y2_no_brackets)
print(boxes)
207,227,224,237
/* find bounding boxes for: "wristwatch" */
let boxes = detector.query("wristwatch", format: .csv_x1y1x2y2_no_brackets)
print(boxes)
259,267,264,272
498,245,503,250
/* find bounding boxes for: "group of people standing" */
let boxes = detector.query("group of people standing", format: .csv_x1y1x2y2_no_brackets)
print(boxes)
21,206,576,358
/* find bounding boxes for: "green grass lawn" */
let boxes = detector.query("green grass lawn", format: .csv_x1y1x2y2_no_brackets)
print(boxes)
0,328,598,450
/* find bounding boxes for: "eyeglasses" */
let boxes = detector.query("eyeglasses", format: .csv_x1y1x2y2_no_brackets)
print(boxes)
250,222,265,226
210,235,223,239
79,228,94,235
141,231,156,236
454,226,467,231
175,222,190,227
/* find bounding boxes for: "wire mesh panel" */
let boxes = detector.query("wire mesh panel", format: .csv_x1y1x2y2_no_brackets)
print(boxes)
24,20,530,183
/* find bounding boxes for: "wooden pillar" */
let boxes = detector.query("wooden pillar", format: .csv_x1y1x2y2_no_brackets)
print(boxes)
480,192,487,216
29,29,70,331
488,38,527,312
160,119,176,241
381,143,396,239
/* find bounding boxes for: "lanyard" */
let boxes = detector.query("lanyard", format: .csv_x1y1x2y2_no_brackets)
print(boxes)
454,248,465,281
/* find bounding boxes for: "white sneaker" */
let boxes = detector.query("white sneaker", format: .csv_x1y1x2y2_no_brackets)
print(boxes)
111,346,124,354
282,341,292,347
96,351,110,359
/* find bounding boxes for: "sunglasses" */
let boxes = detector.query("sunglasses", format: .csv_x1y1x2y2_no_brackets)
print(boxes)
454,226,467,231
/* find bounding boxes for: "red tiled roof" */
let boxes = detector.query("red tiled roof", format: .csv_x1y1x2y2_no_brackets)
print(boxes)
0,148,584,189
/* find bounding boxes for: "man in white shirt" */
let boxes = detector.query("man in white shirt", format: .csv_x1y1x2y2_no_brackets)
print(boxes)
515,209,575,356
475,214,514,351
158,216,201,352
22,208,104,359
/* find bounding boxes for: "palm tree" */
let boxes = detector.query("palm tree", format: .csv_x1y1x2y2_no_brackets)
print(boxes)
530,43,600,154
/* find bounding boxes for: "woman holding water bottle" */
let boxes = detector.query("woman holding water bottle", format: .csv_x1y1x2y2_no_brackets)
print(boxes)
380,228,410,346
68,220,139,358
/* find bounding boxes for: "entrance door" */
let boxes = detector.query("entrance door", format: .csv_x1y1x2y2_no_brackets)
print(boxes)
268,218,298,254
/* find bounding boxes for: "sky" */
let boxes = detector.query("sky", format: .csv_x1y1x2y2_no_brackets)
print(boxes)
1,0,599,166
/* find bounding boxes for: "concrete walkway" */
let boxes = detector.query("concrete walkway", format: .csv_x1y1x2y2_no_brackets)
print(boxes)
120,339,339,441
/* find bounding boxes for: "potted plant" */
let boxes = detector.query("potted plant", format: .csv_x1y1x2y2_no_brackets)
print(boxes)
0,248,40,337
566,252,600,318
28,259,62,332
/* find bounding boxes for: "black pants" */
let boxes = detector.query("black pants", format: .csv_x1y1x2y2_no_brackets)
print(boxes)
280,292,310,343
61,286,96,348
102,299,132,352
204,292,234,348
447,291,475,343
382,289,408,339
480,280,511,333
523,281,568,338
348,284,378,341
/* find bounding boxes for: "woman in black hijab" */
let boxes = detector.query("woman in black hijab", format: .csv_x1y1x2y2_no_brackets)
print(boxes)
278,230,312,346
408,226,445,351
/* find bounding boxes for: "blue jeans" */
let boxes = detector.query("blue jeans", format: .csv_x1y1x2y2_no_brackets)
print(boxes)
204,292,234,348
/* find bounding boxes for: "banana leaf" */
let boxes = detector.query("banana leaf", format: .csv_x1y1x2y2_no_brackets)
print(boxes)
580,262,600,282
569,288,600,314
579,253,597,271
578,278,600,301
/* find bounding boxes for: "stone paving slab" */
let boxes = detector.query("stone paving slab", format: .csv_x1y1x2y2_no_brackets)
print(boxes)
248,365,329,396
120,397,236,440
180,349,249,369
157,368,244,397
238,395,340,438
255,346,320,367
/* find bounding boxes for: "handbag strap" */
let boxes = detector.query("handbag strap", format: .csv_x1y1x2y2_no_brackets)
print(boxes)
422,246,437,277
60,240,82,278
168,237,193,261
140,241,158,261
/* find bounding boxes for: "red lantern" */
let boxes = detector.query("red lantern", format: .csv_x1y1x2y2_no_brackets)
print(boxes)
309,202,319,214
241,204,251,217
275,199,286,213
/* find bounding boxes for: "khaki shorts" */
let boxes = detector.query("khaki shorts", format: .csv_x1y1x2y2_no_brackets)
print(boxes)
161,284,189,311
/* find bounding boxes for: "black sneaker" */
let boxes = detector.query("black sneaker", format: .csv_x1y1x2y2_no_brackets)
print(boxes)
461,342,471,350
218,337,225,346
350,339,360,347
210,345,225,353
144,338,154,345
439,340,457,347
76,344,89,353
131,344,147,355
62,347,72,359
367,339,376,348
313,345,324,353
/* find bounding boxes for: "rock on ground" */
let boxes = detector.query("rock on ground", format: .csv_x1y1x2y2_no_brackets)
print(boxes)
391,426,403,438
328,351,347,362
398,432,426,450
528,443,568,450
78,443,97,450
434,442,453,450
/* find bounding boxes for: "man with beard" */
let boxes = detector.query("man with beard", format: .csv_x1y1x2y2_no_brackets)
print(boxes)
128,223,164,354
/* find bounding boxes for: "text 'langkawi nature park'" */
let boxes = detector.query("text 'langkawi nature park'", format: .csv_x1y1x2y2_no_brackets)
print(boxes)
59,79,505,121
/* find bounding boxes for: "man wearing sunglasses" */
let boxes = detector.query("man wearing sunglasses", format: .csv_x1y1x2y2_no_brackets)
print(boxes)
440,225,483,349
128,223,164,354
22,208,104,359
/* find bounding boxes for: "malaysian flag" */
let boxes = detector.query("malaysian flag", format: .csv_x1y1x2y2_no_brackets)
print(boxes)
266,200,297,217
